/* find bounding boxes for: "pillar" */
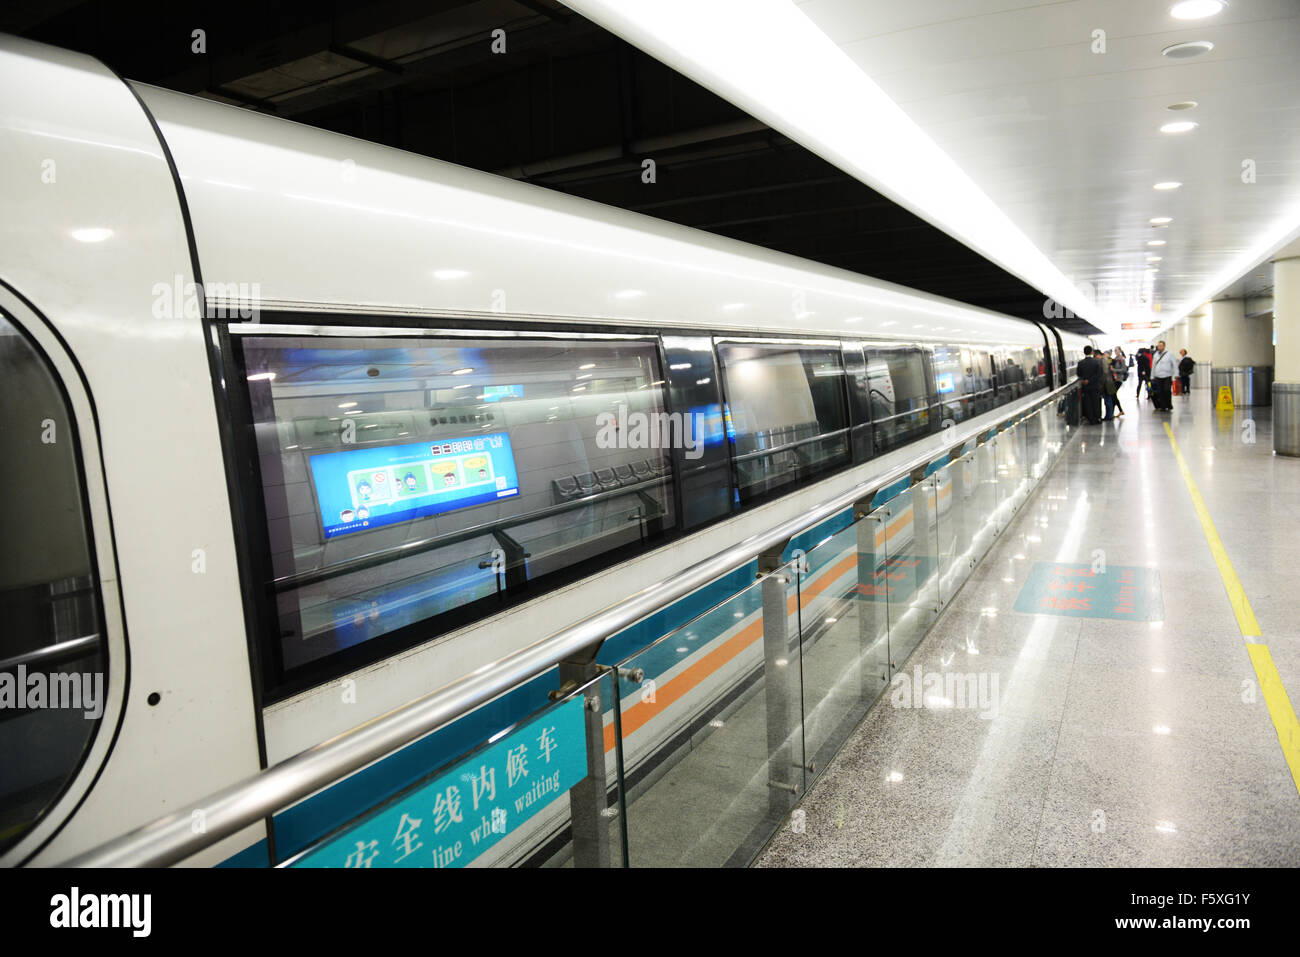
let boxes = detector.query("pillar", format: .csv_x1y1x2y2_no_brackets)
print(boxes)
1209,298,1274,406
1187,307,1213,376
1168,319,1186,356
1275,257,1300,456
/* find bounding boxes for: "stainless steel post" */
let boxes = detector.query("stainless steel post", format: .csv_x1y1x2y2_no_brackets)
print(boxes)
760,563,799,806
557,659,611,867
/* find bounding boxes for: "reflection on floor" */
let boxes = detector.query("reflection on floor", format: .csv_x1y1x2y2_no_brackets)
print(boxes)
756,391,1300,867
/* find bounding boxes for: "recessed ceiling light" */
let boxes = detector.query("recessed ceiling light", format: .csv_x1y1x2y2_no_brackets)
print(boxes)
451,368,474,375
1161,40,1214,58
1166,101,1198,111
432,268,468,280
1170,0,1225,20
1148,240,1167,246
1148,256,1163,262
614,289,645,299
1154,181,1182,190
579,363,596,370
71,227,113,243
1149,217,1173,224
1160,121,1198,134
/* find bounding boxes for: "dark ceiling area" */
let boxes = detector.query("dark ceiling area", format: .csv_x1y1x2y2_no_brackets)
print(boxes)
4,0,1099,334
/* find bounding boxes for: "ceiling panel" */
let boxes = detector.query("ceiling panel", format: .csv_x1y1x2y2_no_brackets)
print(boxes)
795,0,1300,331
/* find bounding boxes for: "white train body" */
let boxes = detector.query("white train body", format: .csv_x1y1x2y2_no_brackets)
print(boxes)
0,34,1090,866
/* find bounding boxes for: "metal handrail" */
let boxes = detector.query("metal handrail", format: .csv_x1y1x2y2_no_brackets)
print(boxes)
63,381,1075,867
0,634,101,674
730,426,850,464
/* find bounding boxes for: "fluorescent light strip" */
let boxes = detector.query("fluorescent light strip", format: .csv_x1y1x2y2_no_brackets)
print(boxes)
563,0,1099,328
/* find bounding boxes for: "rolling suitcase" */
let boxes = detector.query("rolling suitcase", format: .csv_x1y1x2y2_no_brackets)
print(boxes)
1061,386,1081,426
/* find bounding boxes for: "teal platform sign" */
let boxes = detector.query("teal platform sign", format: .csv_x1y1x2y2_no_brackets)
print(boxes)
291,695,588,868
1014,562,1164,621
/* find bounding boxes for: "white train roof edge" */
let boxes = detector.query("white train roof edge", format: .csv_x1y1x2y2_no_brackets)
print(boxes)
128,78,1083,350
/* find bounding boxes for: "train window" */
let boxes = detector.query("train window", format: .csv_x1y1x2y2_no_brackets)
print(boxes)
662,336,731,528
0,312,106,854
1021,347,1047,392
971,350,995,415
993,349,1026,400
841,341,873,462
237,333,675,688
932,345,977,424
716,339,850,503
865,346,931,453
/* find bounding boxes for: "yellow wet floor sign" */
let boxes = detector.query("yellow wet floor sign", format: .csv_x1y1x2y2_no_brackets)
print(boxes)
1216,385,1234,411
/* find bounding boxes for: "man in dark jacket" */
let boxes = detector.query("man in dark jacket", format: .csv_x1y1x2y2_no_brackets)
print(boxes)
1076,346,1102,424
1135,348,1152,399
1178,350,1195,398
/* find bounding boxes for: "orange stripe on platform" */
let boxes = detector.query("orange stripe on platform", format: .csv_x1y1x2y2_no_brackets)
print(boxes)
603,552,858,752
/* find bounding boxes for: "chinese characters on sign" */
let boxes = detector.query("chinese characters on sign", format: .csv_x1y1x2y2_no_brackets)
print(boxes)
1013,562,1164,621
293,696,588,868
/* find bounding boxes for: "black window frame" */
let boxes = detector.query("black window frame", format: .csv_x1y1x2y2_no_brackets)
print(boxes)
863,343,935,453
0,304,111,856
216,310,1048,702
713,335,853,509
224,315,690,701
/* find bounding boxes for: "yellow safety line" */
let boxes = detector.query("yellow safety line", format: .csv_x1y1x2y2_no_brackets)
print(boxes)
1247,645,1300,792
1162,423,1260,636
1163,421,1300,795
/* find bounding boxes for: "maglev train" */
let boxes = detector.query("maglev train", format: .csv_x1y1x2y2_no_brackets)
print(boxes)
0,34,1092,867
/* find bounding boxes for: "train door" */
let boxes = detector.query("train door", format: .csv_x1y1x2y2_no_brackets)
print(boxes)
0,289,125,865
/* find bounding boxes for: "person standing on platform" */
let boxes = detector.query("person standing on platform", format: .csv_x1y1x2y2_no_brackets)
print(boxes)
1076,346,1102,424
1110,346,1128,417
1178,349,1195,399
1098,349,1119,421
1135,347,1152,401
1151,340,1176,411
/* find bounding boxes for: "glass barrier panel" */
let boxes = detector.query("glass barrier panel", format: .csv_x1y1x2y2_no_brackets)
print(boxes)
1012,420,1033,510
991,432,1016,533
279,670,624,868
1026,409,1051,481
935,454,974,605
878,481,939,672
793,516,891,779
610,566,803,867
970,439,998,554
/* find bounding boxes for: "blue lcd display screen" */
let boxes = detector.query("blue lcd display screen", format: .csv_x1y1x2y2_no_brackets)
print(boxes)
935,372,956,394
308,432,521,538
481,384,523,402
